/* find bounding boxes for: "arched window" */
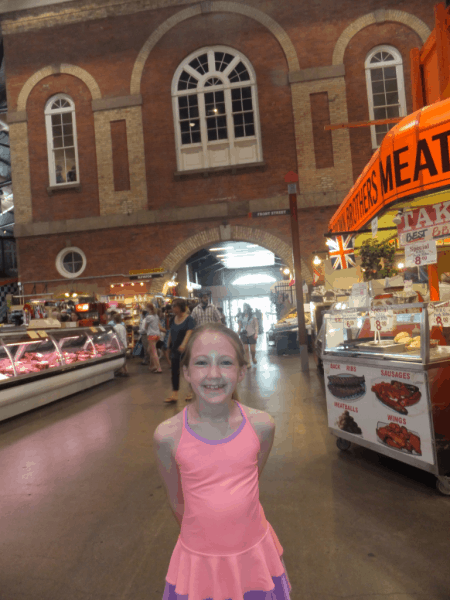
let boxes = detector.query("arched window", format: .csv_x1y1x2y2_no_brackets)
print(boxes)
45,94,80,186
172,47,263,172
365,46,407,149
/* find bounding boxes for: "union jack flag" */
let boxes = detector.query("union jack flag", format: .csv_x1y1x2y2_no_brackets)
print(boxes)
328,235,356,270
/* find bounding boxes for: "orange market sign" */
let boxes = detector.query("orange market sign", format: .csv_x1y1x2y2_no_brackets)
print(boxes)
129,268,164,275
329,98,450,234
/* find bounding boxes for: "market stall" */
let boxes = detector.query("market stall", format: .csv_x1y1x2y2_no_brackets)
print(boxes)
321,299,450,495
0,325,126,422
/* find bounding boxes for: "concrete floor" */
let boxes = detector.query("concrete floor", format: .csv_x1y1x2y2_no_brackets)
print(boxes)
0,340,449,600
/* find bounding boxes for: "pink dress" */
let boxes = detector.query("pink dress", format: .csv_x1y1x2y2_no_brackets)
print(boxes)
162,401,292,600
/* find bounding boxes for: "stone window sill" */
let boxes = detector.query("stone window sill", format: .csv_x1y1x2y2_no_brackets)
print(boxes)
47,183,82,196
174,161,266,180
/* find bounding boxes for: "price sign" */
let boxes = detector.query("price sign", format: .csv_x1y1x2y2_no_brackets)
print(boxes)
405,240,437,268
430,307,450,327
351,282,369,298
370,310,394,332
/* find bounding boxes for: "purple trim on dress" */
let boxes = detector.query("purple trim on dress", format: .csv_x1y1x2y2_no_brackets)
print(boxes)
162,572,291,600
184,400,246,445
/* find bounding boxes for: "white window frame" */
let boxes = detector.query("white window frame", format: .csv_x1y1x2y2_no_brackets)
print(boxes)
55,246,87,279
45,93,80,186
171,46,263,172
365,45,407,150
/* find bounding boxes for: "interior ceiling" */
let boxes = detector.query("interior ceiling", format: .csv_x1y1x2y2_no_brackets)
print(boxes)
187,242,283,278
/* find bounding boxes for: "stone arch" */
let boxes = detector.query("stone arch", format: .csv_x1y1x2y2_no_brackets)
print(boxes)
17,63,102,112
130,1,300,95
151,225,312,294
332,9,431,65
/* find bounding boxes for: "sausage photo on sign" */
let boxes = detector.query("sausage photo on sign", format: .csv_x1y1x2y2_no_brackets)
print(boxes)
371,380,421,415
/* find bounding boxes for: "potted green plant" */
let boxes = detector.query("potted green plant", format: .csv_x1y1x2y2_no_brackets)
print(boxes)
358,239,399,281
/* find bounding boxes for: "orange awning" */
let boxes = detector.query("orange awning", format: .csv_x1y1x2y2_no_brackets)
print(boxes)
328,96,450,234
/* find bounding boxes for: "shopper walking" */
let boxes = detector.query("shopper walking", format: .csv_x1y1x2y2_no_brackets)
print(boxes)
154,322,292,600
138,308,150,365
191,292,222,328
145,303,166,374
165,298,195,403
113,314,129,376
238,303,259,368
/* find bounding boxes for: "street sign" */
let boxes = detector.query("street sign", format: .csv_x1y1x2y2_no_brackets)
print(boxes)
287,183,297,195
248,209,290,218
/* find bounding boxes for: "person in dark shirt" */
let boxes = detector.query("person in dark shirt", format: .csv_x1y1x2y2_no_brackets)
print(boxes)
165,298,195,403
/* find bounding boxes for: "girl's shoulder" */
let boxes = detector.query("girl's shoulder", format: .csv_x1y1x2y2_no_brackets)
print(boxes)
156,404,274,453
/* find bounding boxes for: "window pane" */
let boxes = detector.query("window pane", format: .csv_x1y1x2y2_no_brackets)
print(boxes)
218,128,228,140
54,149,66,183
205,77,221,87
384,66,397,79
374,107,387,120
179,107,189,120
229,61,250,82
244,112,254,124
62,112,72,124
386,105,399,118
189,105,199,119
51,114,62,126
231,88,241,100
53,136,63,148
208,129,218,141
371,80,384,94
53,124,62,137
189,53,209,75
375,124,388,134
64,135,74,147
192,131,201,144
65,148,77,181
370,52,382,63
215,51,234,72
373,93,385,107
179,96,188,108
178,71,198,91
376,132,386,146
245,124,255,136
386,92,399,105
217,116,227,128
371,68,383,81
216,90,225,102
63,123,73,135
234,114,243,126
242,87,252,99
243,98,253,111
216,102,226,115
234,125,244,138
381,52,394,62
180,121,190,133
384,79,398,92
204,92,214,105
232,99,242,112
181,133,191,145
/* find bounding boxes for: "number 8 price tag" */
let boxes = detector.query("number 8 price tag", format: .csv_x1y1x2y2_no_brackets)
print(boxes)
430,307,450,327
369,310,394,332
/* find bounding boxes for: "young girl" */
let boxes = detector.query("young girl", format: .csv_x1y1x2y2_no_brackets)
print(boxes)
145,303,166,374
153,322,291,600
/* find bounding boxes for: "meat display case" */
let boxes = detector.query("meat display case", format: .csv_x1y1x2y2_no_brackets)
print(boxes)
321,302,450,495
0,326,125,422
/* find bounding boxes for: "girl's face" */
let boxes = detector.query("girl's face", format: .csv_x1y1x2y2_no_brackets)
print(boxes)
172,305,181,316
183,331,247,404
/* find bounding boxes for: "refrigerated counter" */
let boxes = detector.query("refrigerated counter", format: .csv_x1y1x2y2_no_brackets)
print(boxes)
322,302,450,495
0,326,126,422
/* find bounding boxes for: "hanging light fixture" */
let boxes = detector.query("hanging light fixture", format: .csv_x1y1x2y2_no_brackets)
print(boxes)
313,256,322,266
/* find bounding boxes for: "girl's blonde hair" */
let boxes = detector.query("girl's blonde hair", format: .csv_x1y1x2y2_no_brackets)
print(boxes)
146,303,156,314
181,322,246,400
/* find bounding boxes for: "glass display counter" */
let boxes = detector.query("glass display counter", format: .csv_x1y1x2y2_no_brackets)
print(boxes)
0,326,125,422
322,302,450,495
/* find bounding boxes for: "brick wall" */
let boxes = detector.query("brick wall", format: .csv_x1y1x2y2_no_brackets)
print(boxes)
344,21,423,182
26,74,100,221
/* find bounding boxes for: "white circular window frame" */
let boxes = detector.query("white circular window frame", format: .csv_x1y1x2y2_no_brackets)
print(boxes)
56,246,87,279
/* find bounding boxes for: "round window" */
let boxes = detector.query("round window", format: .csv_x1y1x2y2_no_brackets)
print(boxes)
56,247,87,279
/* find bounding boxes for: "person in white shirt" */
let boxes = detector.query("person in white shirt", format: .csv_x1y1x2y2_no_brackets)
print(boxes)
113,314,129,376
238,303,259,368
145,303,167,373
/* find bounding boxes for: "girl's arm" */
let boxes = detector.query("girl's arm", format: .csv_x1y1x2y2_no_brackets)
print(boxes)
153,428,184,530
159,323,166,333
179,328,193,353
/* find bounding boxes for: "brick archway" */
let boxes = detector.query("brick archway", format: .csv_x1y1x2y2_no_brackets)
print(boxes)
130,1,300,95
151,225,312,294
16,64,102,112
332,9,431,66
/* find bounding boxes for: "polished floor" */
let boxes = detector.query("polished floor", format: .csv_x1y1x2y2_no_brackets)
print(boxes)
0,340,449,600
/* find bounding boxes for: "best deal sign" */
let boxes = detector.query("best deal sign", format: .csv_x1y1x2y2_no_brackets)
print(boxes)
397,200,450,246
